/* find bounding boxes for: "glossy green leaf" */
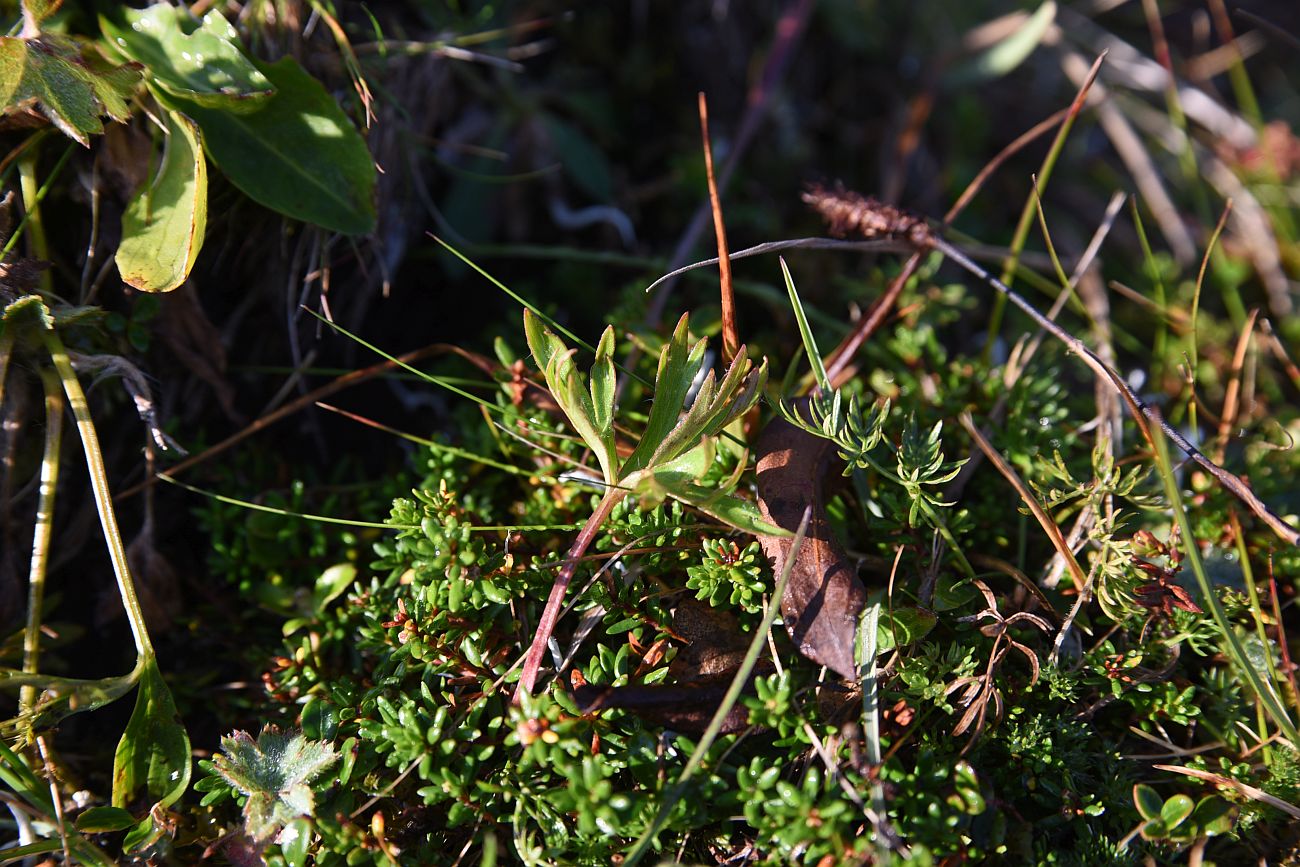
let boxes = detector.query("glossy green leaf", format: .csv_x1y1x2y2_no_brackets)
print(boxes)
621,314,707,475
1133,783,1162,821
157,56,375,235
1159,793,1195,829
100,5,273,109
0,35,140,146
116,108,207,292
280,817,314,867
1191,795,1237,836
644,471,787,536
313,563,356,614
589,325,617,437
112,660,192,810
0,665,139,732
74,806,136,833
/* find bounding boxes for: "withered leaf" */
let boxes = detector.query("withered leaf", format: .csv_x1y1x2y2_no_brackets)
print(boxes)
755,408,865,679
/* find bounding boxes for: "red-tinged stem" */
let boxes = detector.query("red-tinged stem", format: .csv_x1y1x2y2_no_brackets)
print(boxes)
515,487,628,701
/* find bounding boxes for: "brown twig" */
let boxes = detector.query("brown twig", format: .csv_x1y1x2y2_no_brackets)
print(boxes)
959,413,1088,592
803,188,1299,547
1213,308,1259,463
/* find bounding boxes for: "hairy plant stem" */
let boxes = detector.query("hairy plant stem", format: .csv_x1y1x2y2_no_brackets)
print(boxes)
515,486,628,699
41,329,154,659
19,368,64,721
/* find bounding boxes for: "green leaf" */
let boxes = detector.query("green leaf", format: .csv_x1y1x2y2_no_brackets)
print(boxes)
523,310,620,485
622,316,767,477
875,605,937,653
99,5,273,109
1190,795,1237,836
112,659,191,810
1160,793,1195,830
157,56,375,235
644,474,788,537
115,108,207,292
780,257,829,393
280,816,314,867
1133,783,1163,821
0,665,140,731
621,314,707,475
122,814,166,854
210,726,339,843
589,325,617,437
74,806,137,833
0,35,140,146
542,115,612,202
313,563,356,614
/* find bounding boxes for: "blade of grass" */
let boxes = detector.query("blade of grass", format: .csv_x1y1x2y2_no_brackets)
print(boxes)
115,343,455,501
983,51,1106,359
779,257,830,394
1148,411,1298,744
315,401,562,484
623,506,813,866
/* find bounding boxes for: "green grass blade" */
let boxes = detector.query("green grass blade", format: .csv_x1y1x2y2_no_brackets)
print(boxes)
779,257,830,393
1150,419,1298,744
623,506,813,866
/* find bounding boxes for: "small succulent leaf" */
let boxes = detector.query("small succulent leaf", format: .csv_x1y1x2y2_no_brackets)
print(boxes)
313,563,356,614
279,816,314,867
0,35,141,146
122,814,166,853
1190,796,1237,836
155,56,375,234
1160,793,1195,829
99,5,274,109
116,108,207,292
112,659,192,810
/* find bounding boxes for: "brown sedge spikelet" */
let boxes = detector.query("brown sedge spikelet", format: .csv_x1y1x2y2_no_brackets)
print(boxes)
802,183,932,246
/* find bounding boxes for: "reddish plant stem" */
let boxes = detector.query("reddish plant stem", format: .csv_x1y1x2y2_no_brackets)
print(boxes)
699,92,739,366
515,487,628,700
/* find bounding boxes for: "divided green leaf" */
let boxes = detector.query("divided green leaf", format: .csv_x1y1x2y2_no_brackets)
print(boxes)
0,35,141,145
209,726,339,843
